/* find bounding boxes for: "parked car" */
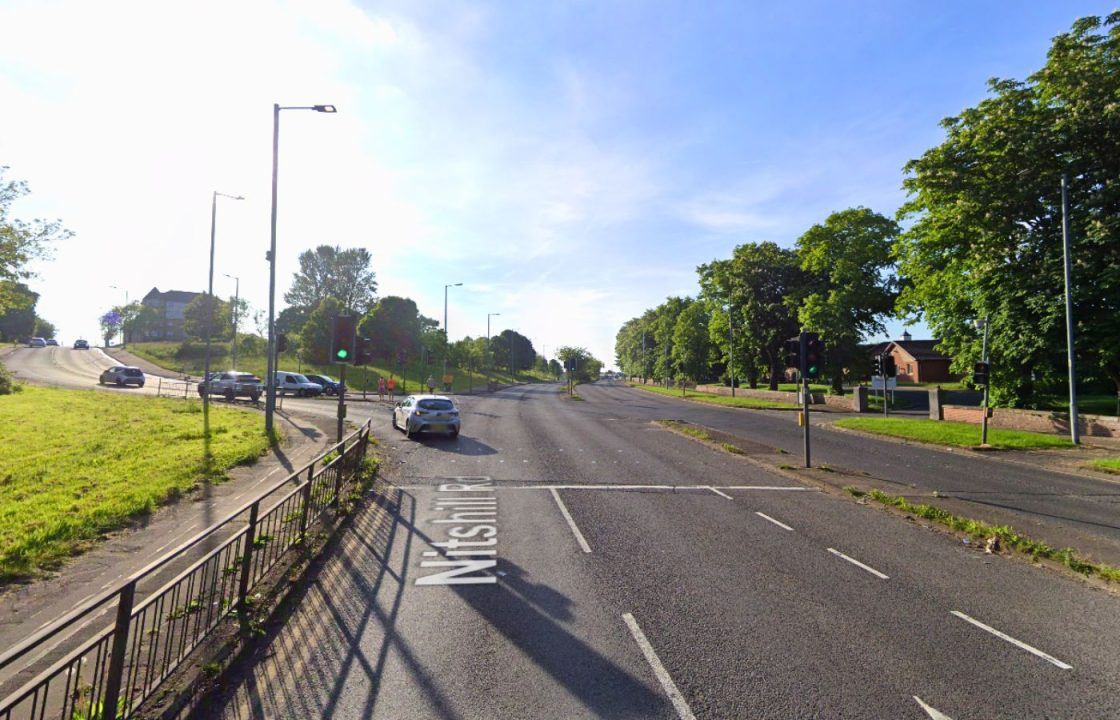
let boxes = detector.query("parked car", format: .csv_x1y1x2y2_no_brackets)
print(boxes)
392,395,461,438
27,337,46,348
272,371,323,397
46,338,59,346
74,339,89,349
99,366,145,387
304,374,341,396
198,371,263,402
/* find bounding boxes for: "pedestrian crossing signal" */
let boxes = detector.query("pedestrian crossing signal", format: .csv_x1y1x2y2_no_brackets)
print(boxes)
331,315,357,365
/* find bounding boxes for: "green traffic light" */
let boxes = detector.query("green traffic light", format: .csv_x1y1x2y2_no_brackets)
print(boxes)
337,349,349,359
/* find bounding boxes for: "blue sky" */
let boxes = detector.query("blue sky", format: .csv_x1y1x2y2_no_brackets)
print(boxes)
1,1,1114,368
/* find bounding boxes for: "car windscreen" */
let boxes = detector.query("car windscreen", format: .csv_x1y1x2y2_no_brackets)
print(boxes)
292,374,311,383
418,399,454,410
236,375,261,383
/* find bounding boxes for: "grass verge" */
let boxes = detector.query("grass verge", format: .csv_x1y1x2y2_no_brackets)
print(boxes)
631,383,799,410
0,386,271,582
657,419,713,442
833,417,1073,450
1090,458,1120,474
844,486,1120,583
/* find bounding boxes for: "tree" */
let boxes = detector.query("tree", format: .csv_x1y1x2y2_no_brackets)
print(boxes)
548,358,562,379
360,296,427,363
0,283,37,341
491,330,535,372
32,317,56,340
556,346,601,383
284,245,378,315
671,300,712,383
275,305,309,337
182,295,231,341
299,297,344,366
99,310,122,347
796,207,899,393
0,167,70,315
897,14,1120,405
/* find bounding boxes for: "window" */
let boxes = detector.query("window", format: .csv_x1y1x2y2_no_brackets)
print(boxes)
907,363,913,375
418,399,454,410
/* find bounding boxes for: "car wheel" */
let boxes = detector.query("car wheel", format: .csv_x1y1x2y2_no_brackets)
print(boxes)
449,428,459,439
224,389,235,402
98,377,104,385
197,386,205,397
115,378,124,387
138,382,144,388
250,392,260,403
391,412,398,430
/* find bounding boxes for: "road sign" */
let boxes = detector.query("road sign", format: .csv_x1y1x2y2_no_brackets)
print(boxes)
870,377,897,390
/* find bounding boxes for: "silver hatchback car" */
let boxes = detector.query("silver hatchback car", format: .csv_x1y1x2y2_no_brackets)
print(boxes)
99,365,146,388
392,395,461,438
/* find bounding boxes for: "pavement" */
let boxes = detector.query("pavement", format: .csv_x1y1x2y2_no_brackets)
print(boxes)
195,381,1120,719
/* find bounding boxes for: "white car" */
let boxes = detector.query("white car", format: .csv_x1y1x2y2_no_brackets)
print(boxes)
392,395,461,439
99,366,145,388
199,371,263,401
27,337,46,348
272,371,323,397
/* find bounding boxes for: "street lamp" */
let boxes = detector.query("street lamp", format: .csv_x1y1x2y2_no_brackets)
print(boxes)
223,273,240,370
264,102,337,439
109,286,129,347
203,192,244,424
726,295,736,398
442,282,462,382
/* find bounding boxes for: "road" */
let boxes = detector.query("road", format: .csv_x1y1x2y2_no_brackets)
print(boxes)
198,381,1120,719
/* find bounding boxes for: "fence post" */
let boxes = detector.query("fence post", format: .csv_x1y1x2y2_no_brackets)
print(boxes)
332,440,347,507
237,502,260,626
157,377,162,397
101,580,137,720
298,461,316,539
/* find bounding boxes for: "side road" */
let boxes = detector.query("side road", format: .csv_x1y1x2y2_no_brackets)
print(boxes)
0,408,336,695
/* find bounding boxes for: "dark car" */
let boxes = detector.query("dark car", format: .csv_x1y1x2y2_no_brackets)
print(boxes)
304,374,341,396
74,339,90,349
99,366,145,387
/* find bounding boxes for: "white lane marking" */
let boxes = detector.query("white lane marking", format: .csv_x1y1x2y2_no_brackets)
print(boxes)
755,512,793,531
827,548,889,580
913,696,955,719
622,613,697,720
549,488,592,553
397,484,813,492
950,610,1072,670
707,486,733,500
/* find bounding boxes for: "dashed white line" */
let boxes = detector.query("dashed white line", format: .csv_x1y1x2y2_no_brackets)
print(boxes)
622,613,697,720
549,488,592,553
950,610,1072,670
707,486,733,500
827,548,889,580
755,512,793,531
913,696,955,719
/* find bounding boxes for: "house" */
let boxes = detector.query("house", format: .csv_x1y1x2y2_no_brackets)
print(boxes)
875,332,958,384
136,287,201,341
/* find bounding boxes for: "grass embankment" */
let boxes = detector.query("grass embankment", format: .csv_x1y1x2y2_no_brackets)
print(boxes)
127,341,553,394
0,386,270,582
845,487,1120,583
630,383,799,410
1091,458,1120,474
833,417,1072,450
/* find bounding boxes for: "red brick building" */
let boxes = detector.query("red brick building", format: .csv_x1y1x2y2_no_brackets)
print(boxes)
873,332,957,384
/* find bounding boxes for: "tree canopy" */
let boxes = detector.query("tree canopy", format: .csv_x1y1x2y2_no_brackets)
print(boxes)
0,167,69,315
284,245,378,315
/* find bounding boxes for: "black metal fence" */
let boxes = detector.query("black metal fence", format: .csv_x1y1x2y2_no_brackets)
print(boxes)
0,419,372,720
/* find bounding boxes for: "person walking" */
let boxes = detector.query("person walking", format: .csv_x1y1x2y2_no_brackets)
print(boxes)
377,376,386,401
426,375,436,394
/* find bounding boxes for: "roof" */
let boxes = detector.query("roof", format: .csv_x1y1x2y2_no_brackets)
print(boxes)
890,339,951,361
142,287,201,303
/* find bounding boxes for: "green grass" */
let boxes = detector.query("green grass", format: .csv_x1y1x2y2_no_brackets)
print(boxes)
126,341,554,395
1035,393,1119,417
833,417,1073,450
631,383,799,410
0,386,270,582
845,486,1120,583
1090,458,1120,474
774,383,830,393
657,419,714,442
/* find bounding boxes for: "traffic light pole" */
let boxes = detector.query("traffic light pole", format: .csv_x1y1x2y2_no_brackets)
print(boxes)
980,319,990,446
802,376,811,468
336,364,347,443
882,360,888,417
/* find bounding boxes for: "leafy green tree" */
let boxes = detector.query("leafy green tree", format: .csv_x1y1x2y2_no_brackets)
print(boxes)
796,207,899,393
548,358,562,379
615,312,659,381
0,283,37,341
276,305,309,337
557,346,601,383
491,330,536,372
182,295,231,341
0,167,70,315
284,245,378,315
298,296,343,366
359,296,429,363
31,317,55,340
671,300,712,383
898,13,1120,404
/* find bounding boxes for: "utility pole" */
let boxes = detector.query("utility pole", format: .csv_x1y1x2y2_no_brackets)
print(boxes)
727,297,736,398
224,274,239,370
978,317,990,445
204,192,243,432
1060,174,1080,445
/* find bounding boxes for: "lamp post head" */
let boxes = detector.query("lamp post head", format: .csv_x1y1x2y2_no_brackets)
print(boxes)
974,319,987,330
312,105,337,113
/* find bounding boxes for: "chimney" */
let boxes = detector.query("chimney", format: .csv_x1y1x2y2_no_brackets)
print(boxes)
901,330,912,342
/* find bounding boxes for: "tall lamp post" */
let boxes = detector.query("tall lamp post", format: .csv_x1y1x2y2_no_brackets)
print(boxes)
975,317,990,446
442,282,462,382
109,286,128,347
223,273,240,370
203,192,244,427
1060,174,1080,445
264,103,336,439
726,296,736,398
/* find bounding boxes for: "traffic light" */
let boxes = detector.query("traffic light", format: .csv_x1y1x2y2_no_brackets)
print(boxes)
872,354,883,377
883,355,897,378
354,337,373,366
785,338,801,372
276,333,289,354
331,315,357,364
800,332,824,380
972,361,990,387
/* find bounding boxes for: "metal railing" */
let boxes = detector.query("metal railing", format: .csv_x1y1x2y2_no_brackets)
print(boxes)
0,419,372,720
153,376,197,399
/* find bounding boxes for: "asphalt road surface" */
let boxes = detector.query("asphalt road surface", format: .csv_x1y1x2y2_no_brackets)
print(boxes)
198,382,1120,719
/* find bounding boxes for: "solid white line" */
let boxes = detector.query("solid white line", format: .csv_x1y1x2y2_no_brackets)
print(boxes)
913,696,955,720
549,488,592,553
707,486,733,500
397,483,812,492
827,548,889,580
622,613,697,720
950,610,1072,670
755,512,793,531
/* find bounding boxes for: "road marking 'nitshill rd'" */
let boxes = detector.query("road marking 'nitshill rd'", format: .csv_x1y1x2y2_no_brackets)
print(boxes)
622,613,697,720
827,548,889,580
550,488,592,553
950,610,1072,670
755,512,793,531
913,696,955,719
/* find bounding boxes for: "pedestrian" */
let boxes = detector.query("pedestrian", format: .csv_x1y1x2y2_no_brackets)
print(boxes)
377,376,386,401
387,377,396,399
426,375,436,394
